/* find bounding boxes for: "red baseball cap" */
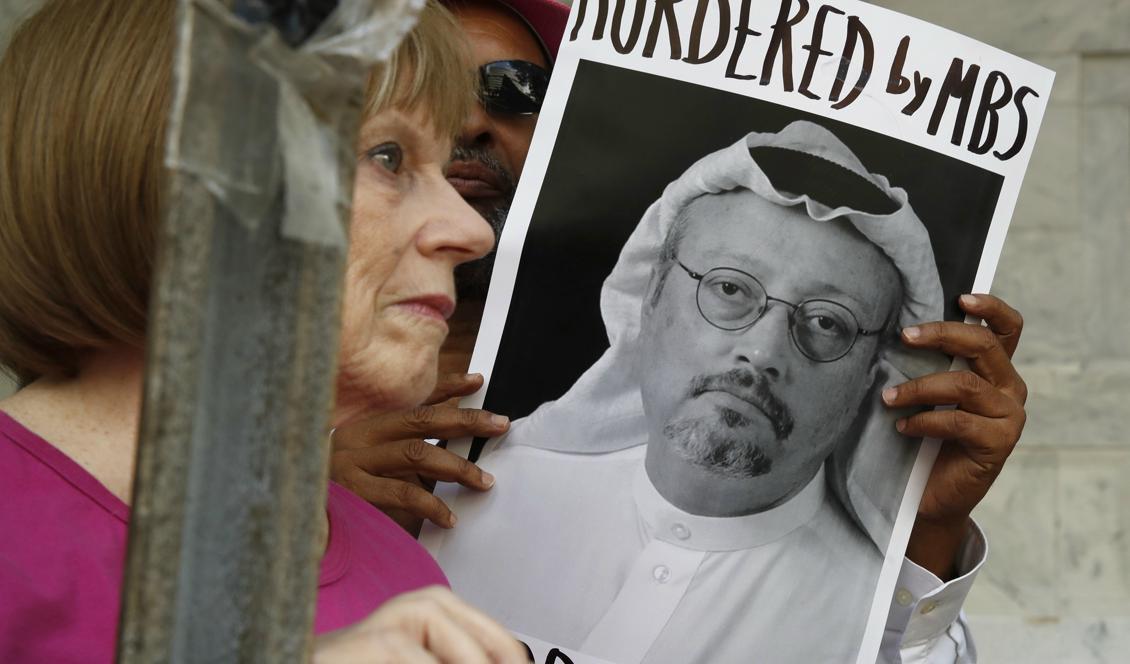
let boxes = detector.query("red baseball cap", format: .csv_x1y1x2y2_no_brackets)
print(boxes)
499,0,570,62
446,0,571,63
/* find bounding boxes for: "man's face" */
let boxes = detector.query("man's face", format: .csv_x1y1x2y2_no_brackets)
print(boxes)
638,190,900,500
449,0,549,299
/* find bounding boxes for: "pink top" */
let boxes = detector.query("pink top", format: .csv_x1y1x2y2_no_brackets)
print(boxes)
0,410,448,663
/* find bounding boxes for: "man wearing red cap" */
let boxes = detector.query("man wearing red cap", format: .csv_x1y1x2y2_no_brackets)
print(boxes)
443,0,570,365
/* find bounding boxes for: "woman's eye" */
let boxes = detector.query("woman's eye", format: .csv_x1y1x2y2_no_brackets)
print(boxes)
367,142,403,173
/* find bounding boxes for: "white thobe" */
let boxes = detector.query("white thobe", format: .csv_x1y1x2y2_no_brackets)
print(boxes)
438,444,900,663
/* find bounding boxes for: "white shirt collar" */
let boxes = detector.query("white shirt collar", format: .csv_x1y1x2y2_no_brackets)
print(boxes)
633,462,827,552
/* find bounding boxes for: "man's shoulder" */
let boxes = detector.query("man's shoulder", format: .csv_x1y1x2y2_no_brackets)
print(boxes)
454,434,645,531
431,430,643,565
481,422,647,469
801,489,887,567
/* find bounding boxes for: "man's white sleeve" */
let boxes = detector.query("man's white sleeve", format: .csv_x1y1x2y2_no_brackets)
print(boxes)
878,521,987,663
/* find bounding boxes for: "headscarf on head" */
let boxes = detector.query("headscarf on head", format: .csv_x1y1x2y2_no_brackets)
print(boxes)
494,121,948,551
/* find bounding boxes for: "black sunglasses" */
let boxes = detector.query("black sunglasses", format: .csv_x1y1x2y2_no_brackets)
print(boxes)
479,60,549,116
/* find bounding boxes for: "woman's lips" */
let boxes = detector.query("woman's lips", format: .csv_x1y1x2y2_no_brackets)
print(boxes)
447,160,506,199
394,295,456,324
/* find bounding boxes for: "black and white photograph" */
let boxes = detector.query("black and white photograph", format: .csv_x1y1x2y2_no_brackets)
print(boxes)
424,2,1054,662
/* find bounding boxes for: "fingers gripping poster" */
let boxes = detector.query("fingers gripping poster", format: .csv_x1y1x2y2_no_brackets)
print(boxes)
423,1,1054,662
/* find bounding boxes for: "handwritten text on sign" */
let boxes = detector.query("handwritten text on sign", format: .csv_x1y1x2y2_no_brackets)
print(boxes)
516,632,615,664
570,0,1041,161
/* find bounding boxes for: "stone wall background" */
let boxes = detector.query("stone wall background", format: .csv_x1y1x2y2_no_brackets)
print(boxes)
867,2,1130,661
0,0,36,52
0,4,34,406
2,0,1128,661
0,0,35,398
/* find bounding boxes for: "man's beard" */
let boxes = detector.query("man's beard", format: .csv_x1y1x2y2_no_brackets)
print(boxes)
662,368,795,479
451,145,515,301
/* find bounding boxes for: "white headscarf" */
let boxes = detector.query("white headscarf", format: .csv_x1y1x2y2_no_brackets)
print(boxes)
496,121,948,550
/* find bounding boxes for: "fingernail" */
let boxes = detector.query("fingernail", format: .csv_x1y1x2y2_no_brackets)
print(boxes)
447,513,458,528
491,414,510,428
960,294,979,307
896,418,907,433
882,387,898,404
903,326,921,341
481,471,495,488
468,372,484,381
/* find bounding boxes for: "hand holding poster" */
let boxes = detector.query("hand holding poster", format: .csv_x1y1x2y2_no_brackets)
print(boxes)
424,1,1054,662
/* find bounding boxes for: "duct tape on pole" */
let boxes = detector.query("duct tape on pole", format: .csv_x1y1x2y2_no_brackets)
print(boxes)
116,1,420,662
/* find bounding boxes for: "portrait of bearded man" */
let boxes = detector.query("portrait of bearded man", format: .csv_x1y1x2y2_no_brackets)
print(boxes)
430,120,953,663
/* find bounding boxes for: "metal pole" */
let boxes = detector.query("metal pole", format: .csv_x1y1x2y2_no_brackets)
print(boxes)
117,1,378,661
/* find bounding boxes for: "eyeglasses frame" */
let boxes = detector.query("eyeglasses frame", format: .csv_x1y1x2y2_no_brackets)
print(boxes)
674,260,886,363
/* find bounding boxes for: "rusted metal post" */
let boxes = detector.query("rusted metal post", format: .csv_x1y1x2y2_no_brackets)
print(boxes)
116,1,395,661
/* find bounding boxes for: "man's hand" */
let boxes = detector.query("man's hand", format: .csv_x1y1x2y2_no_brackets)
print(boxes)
881,294,1027,579
330,373,510,533
312,586,529,664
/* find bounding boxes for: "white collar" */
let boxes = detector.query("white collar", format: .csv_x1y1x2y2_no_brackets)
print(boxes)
632,462,826,552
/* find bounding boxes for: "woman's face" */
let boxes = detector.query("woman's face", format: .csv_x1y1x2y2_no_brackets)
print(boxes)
337,106,494,418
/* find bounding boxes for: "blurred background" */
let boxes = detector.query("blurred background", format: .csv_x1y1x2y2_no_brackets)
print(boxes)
2,0,1127,661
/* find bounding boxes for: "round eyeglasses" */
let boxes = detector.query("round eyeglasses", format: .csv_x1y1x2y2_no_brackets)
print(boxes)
675,260,886,363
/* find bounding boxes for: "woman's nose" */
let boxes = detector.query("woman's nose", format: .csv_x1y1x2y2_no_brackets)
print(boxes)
416,177,497,265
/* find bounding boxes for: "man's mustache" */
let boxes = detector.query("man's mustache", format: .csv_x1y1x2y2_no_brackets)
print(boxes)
449,145,515,195
449,145,514,301
688,369,795,440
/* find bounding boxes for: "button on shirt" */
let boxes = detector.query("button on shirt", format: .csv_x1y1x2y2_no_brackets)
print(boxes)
435,444,885,663
882,522,987,663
